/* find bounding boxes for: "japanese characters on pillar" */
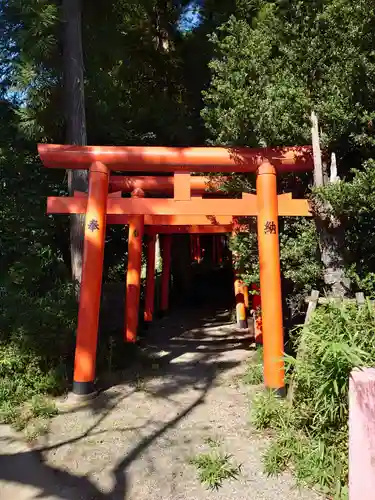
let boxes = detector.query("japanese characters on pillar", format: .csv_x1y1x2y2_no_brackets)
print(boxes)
264,220,277,235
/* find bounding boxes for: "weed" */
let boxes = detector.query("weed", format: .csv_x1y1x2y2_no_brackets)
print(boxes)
25,418,50,443
204,436,222,448
132,375,147,392
30,395,58,419
250,390,288,430
190,445,241,490
0,282,75,429
243,347,264,385
12,406,33,432
251,301,373,499
0,394,57,434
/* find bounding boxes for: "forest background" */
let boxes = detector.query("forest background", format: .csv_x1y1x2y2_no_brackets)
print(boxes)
2,2,375,496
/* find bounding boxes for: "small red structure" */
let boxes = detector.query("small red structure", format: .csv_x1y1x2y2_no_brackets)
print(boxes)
39,144,313,396
349,368,375,499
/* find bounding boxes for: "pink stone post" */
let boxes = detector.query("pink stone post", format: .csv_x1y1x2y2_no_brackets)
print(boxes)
349,368,375,499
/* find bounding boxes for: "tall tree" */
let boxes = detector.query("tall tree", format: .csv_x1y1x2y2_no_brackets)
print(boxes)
62,0,88,293
202,0,375,305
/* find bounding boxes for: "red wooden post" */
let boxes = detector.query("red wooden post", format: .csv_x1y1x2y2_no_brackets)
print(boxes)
349,368,375,499
234,276,247,329
251,284,263,344
243,284,249,309
160,234,172,314
144,234,156,323
125,189,145,342
73,162,109,395
256,162,284,394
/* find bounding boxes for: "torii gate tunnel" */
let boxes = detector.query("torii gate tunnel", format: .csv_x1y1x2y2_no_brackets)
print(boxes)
38,144,313,397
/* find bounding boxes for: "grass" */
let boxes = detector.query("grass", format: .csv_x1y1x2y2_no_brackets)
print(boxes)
190,438,242,490
1,394,58,441
24,418,50,442
132,374,148,392
204,436,222,448
249,301,375,500
0,282,75,437
243,346,263,385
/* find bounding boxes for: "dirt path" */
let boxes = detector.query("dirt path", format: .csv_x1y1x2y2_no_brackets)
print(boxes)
0,307,320,500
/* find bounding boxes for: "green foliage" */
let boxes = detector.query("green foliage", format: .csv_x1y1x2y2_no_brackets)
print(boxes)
203,0,375,151
0,98,77,423
0,283,76,422
313,160,375,294
262,429,348,499
280,218,322,315
230,219,259,285
30,394,58,419
250,390,289,430
202,0,375,312
243,347,263,385
1,394,57,441
190,441,242,490
251,302,375,498
231,217,322,314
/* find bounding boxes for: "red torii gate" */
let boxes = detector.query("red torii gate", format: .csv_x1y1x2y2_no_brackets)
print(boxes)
39,144,313,397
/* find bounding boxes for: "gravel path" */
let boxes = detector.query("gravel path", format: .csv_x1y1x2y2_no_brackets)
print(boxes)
0,307,320,500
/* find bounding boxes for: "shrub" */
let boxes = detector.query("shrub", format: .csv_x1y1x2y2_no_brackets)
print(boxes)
251,301,375,499
0,282,76,425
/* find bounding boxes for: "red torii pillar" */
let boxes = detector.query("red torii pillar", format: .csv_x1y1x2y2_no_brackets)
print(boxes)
145,224,232,323
257,162,284,393
234,275,247,329
144,234,156,323
125,188,145,342
38,144,313,396
72,162,108,396
160,235,172,315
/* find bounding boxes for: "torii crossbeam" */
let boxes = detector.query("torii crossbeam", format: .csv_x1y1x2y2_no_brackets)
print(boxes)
39,144,313,397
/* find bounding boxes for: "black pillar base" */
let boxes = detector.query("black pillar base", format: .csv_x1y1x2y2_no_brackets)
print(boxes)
272,386,286,398
72,380,96,397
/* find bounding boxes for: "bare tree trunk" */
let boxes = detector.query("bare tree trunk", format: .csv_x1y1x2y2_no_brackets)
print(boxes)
62,0,87,296
311,112,349,298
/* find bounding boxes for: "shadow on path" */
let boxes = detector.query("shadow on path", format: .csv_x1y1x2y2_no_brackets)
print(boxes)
0,375,213,499
0,307,250,500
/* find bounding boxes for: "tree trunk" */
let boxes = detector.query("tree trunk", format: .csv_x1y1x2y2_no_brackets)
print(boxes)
62,0,88,296
311,112,349,298
314,215,349,297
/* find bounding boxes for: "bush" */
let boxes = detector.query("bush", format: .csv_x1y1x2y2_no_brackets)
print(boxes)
251,301,375,499
0,282,76,425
